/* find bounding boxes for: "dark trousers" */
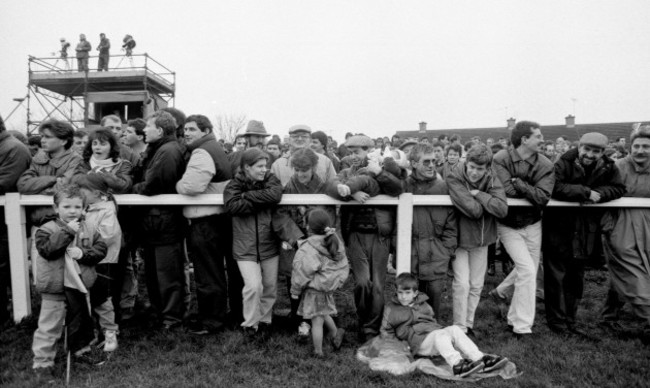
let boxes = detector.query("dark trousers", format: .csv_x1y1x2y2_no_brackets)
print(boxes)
347,231,390,336
142,242,185,325
77,57,88,72
602,286,650,330
187,214,233,331
544,253,585,327
419,279,445,320
98,54,109,71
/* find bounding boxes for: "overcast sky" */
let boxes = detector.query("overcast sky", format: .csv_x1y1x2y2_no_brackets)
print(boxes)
1,0,649,141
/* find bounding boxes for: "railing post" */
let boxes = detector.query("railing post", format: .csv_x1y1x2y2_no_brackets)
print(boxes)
396,193,413,275
5,193,31,322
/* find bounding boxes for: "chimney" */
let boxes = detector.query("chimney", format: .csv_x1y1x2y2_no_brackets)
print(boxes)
565,115,575,128
418,121,427,133
506,117,516,130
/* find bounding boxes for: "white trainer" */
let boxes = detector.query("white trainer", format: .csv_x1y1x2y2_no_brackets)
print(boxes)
298,322,311,338
103,330,118,352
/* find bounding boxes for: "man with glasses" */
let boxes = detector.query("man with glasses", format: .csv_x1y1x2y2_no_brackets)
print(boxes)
270,124,336,187
403,143,458,320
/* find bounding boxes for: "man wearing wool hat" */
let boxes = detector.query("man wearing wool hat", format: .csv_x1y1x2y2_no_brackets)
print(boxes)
270,124,337,187
542,132,626,337
227,120,271,175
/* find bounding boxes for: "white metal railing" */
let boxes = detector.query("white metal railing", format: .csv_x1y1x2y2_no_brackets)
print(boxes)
5,193,650,322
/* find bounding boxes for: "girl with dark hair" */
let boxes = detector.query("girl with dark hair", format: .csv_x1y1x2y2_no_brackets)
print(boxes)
224,148,302,339
75,128,132,193
290,209,349,356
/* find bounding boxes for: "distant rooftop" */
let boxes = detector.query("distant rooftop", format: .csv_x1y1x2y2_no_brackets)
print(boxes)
397,117,646,143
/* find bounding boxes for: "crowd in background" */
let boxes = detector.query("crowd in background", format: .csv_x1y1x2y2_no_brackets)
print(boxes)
0,111,649,378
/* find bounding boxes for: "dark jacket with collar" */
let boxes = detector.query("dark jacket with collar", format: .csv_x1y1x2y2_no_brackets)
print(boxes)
133,135,187,245
544,148,626,261
492,148,555,228
403,172,457,280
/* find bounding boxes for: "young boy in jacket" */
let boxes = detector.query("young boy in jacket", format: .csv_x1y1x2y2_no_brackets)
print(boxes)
403,143,457,320
446,145,508,335
326,135,403,342
380,273,506,377
32,185,108,378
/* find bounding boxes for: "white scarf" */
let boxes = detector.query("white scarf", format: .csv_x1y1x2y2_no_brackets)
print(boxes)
90,155,119,173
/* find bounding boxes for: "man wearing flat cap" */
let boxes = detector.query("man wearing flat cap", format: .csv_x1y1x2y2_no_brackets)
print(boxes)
227,120,271,175
542,132,626,336
270,124,337,187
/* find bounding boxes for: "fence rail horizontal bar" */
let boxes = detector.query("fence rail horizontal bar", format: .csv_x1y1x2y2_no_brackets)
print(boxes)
4,194,650,208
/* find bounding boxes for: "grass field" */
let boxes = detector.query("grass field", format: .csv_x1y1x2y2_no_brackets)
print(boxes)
2,266,649,388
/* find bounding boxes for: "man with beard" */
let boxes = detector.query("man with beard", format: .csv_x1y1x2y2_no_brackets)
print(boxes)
543,132,625,336
227,120,271,175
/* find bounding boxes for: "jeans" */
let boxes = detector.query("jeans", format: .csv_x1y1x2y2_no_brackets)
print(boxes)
237,256,279,328
346,232,390,336
417,325,484,367
32,296,65,368
495,221,542,334
187,215,230,331
90,264,118,332
452,246,488,331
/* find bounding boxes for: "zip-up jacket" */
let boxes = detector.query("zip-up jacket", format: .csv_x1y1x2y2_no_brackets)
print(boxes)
492,148,555,228
446,162,508,249
224,171,302,262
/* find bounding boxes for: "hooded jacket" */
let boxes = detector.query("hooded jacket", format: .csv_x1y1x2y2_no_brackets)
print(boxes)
446,162,508,249
403,173,457,280
83,199,122,265
380,292,443,355
224,171,302,262
290,234,349,297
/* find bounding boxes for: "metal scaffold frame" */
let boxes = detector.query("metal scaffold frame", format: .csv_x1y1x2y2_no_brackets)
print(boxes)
25,53,176,134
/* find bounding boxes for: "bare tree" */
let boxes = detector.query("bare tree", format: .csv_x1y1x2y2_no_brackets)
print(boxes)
214,114,247,143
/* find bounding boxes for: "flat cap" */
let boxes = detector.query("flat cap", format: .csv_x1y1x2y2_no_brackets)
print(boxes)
579,132,608,149
288,124,312,134
399,140,417,151
346,135,374,148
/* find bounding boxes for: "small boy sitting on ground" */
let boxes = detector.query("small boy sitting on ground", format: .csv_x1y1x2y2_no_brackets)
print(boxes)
380,273,507,377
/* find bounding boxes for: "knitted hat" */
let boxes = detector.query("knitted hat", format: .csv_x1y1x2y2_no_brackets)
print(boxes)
288,124,312,135
631,123,650,144
311,131,328,147
579,132,608,149
239,148,268,169
242,120,270,137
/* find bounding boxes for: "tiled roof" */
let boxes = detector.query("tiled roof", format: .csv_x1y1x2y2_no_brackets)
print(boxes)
396,121,646,144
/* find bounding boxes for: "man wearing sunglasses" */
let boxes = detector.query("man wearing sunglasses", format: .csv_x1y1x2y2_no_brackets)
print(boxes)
402,143,458,321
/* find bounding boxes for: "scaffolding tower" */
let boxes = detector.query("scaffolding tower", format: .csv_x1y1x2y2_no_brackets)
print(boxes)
26,53,175,133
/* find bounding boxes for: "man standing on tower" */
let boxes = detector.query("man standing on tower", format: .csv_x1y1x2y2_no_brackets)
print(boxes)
97,33,111,71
